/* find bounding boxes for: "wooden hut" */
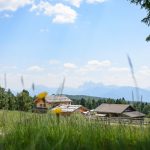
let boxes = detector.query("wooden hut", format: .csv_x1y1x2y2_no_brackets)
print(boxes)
95,103,145,118
52,104,89,116
34,95,72,111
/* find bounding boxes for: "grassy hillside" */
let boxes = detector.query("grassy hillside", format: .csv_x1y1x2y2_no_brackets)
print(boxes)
0,110,150,150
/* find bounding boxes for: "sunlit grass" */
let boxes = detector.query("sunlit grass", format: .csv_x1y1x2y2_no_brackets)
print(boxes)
0,110,149,150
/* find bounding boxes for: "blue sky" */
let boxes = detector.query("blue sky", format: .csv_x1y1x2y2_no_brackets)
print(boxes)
0,0,149,90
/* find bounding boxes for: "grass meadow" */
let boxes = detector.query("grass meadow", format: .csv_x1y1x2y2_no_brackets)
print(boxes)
0,110,149,150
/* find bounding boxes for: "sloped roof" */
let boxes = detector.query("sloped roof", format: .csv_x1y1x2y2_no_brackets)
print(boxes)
34,98,45,103
45,95,72,103
123,111,145,118
95,103,130,114
52,105,88,113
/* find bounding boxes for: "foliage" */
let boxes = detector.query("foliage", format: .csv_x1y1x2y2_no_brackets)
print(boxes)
128,0,150,41
71,95,150,116
0,87,16,110
0,111,150,150
0,87,33,112
16,90,33,111
0,87,149,116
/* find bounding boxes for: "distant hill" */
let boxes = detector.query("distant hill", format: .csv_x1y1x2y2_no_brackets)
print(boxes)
68,82,150,102
29,82,150,102
65,95,102,101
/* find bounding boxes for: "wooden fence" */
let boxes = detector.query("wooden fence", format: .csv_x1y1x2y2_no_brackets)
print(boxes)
87,116,150,125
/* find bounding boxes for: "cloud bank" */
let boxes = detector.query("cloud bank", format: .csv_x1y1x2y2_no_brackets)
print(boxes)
0,0,107,23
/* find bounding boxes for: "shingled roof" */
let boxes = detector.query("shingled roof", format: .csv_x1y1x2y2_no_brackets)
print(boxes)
123,111,145,118
45,95,72,103
52,105,88,113
95,103,132,114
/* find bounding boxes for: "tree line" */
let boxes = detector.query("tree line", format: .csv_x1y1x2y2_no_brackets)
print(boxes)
0,87,33,111
0,86,150,117
71,97,150,117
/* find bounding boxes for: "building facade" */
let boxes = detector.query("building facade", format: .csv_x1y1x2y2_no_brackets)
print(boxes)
34,95,72,110
95,103,145,118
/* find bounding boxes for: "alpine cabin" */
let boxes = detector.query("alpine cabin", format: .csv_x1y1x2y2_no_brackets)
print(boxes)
95,103,145,118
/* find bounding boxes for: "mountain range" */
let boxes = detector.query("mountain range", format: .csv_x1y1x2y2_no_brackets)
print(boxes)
29,82,150,102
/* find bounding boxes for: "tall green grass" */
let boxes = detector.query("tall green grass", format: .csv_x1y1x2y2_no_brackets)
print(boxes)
0,111,149,150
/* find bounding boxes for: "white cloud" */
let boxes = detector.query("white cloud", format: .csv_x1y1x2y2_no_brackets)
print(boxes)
0,0,33,11
66,0,106,7
138,66,150,76
30,1,77,24
66,0,83,7
30,1,53,16
109,67,129,72
0,0,107,23
40,28,49,33
49,59,60,65
79,60,111,73
88,60,111,67
3,13,12,17
86,0,107,4
0,13,13,18
64,63,77,69
27,66,44,72
0,64,17,70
